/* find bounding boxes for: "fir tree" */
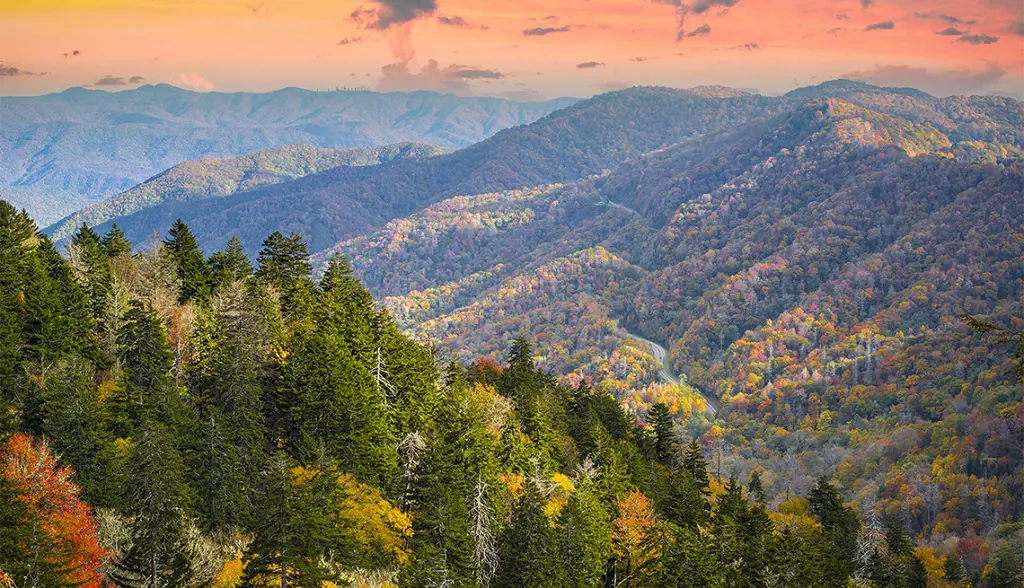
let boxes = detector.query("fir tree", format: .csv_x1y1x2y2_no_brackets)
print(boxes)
164,219,211,303
101,224,133,258
648,402,675,463
494,484,562,588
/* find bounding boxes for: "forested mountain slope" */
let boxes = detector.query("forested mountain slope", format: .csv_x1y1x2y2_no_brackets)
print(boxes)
47,143,450,244
1,85,576,224
6,205,1010,587
319,96,1024,565
58,86,792,254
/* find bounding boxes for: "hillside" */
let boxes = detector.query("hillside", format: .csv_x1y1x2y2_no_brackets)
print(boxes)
319,95,1024,558
47,142,450,244
0,85,576,224
65,86,792,254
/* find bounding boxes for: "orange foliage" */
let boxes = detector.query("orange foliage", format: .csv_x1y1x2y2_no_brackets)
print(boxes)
1,434,106,588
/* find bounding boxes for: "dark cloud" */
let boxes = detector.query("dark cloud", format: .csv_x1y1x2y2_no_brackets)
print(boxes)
860,0,873,7
523,25,572,36
576,61,605,69
914,12,976,25
129,76,146,84
0,65,45,76
378,59,503,95
629,56,650,62
351,0,437,30
94,75,127,86
958,34,998,45
1014,19,1024,36
827,27,847,35
438,15,489,30
730,43,760,50
337,36,366,45
844,64,1005,96
686,24,711,37
62,49,82,58
935,27,965,36
865,21,894,31
652,0,737,41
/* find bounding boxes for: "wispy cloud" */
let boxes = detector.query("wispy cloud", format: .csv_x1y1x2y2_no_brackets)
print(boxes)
576,61,605,69
0,64,45,76
351,0,437,30
730,43,760,50
338,36,366,45
865,21,894,31
914,12,976,26
957,34,998,45
179,73,216,92
685,24,711,37
378,58,504,94
652,0,739,41
935,27,965,36
62,49,82,58
437,15,489,29
844,64,1004,96
523,25,572,36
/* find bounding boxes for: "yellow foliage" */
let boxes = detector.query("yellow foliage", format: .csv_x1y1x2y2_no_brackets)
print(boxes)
96,380,119,403
915,547,945,582
611,490,658,571
544,472,575,518
209,557,245,588
334,473,413,566
777,497,810,516
498,472,525,499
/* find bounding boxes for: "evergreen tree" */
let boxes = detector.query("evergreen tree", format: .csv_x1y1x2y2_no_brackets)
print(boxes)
748,470,767,505
648,402,675,463
556,484,612,588
944,552,965,584
0,475,69,588
681,440,711,495
807,476,860,584
111,422,195,588
101,223,133,258
494,485,562,588
255,232,311,290
208,236,251,293
164,219,211,303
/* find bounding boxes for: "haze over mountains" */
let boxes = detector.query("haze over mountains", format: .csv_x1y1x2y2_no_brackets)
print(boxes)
0,84,577,224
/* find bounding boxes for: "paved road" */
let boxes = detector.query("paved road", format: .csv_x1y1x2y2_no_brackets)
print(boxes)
625,331,718,416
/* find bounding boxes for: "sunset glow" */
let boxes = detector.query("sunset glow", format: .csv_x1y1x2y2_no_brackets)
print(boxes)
1,0,1022,97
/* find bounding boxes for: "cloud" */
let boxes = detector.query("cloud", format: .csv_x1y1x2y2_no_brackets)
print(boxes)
865,21,894,31
936,27,965,36
378,59,504,95
914,12,975,25
844,64,1005,96
338,36,366,45
629,57,650,62
1013,20,1024,36
827,27,847,35
652,0,738,41
576,61,605,69
350,0,437,30
836,10,849,20
94,75,126,86
437,15,489,29
179,73,216,92
958,34,998,45
686,24,711,37
62,49,82,58
731,43,760,50
0,65,45,76
860,0,873,7
129,76,145,84
523,25,572,36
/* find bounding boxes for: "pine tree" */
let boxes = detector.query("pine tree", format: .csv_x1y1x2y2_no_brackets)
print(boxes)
111,423,194,588
164,219,210,303
208,236,251,293
255,232,311,290
556,484,612,588
494,484,562,588
748,470,767,505
648,402,675,463
807,476,859,584
101,224,133,258
681,440,711,495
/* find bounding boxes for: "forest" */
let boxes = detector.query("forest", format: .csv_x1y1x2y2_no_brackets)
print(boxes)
7,205,1021,587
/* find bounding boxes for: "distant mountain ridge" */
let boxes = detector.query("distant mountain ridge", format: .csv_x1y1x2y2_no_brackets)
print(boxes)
1,84,577,224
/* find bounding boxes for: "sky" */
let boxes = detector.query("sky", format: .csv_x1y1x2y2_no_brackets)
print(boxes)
1,0,1022,99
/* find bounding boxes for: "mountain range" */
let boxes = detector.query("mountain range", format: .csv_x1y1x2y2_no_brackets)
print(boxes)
9,78,1024,570
0,84,576,225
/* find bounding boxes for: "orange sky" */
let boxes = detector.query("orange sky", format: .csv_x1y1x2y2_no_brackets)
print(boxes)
1,0,1022,98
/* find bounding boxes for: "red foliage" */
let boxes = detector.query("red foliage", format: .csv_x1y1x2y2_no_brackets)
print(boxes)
1,434,106,588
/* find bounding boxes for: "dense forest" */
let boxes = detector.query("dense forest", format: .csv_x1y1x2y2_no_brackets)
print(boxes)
7,206,1020,587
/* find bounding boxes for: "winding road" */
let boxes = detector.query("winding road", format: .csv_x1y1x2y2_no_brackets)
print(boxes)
624,331,718,416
